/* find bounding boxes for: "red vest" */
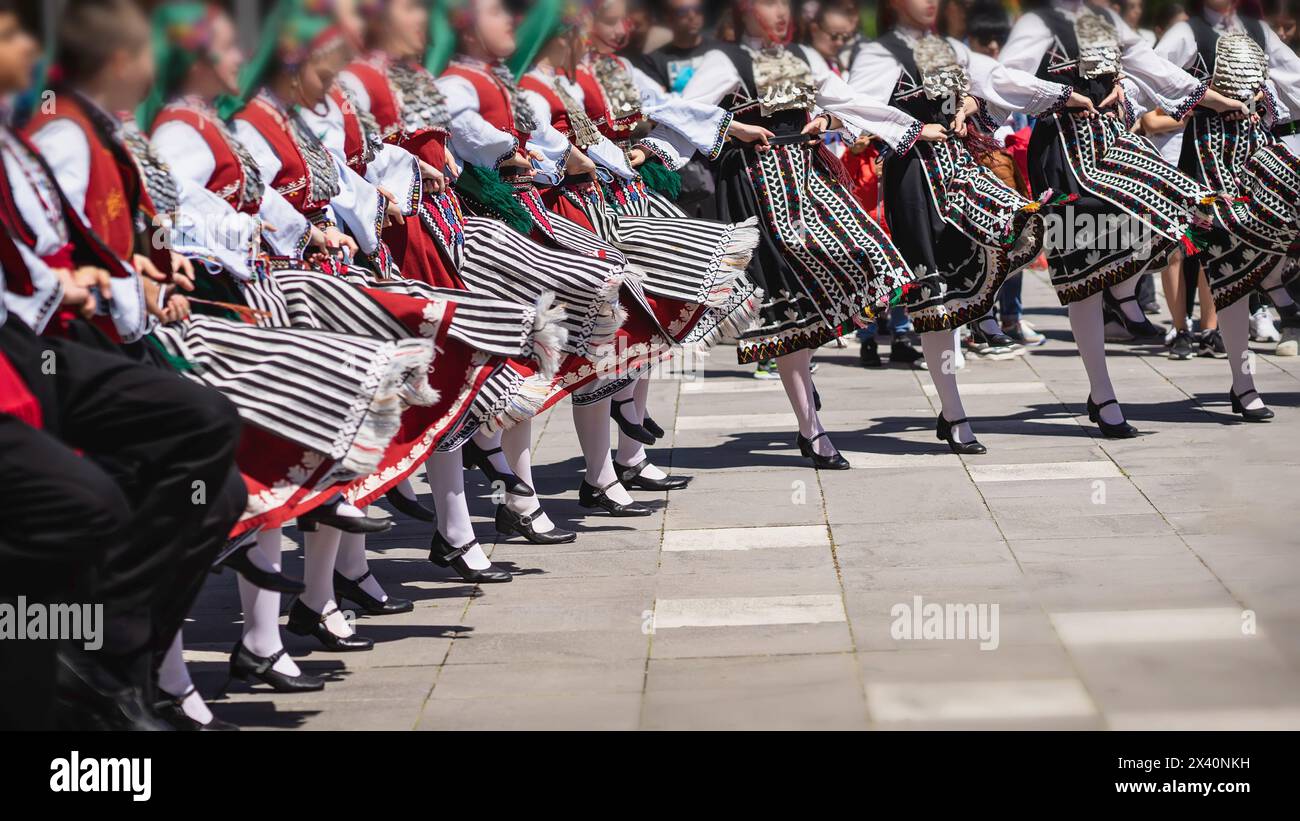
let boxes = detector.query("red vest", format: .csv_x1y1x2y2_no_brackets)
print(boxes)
575,65,642,144
232,97,331,215
346,58,403,142
329,86,368,175
25,98,137,262
441,62,526,146
519,75,572,136
152,103,255,214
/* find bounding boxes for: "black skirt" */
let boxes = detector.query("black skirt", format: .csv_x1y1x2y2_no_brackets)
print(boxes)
716,140,912,364
884,139,1044,333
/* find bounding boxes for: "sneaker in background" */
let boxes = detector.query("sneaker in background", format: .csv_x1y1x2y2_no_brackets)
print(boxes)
753,358,780,379
1167,329,1196,360
1002,319,1045,347
1197,328,1228,358
1250,307,1280,343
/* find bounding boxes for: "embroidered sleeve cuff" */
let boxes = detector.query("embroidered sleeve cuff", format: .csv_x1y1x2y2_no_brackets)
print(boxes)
1040,83,1075,117
492,136,521,170
708,111,734,161
971,98,1001,134
404,155,423,215
637,139,674,168
893,119,924,156
1262,87,1282,129
1168,79,1210,123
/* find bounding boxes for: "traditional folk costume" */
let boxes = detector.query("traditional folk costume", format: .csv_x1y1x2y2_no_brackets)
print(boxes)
677,38,916,364
1000,0,1230,436
1153,7,1300,418
847,24,1069,451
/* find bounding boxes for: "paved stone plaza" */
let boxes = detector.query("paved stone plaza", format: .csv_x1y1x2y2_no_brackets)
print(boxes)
185,271,1300,730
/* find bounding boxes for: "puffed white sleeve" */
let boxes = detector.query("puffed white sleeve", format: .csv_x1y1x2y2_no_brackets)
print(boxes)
337,70,372,113
1264,24,1300,126
677,49,745,107
846,40,904,108
631,59,733,161
366,142,422,215
437,75,521,170
519,89,572,185
328,159,385,256
232,119,313,257
998,12,1055,74
1108,8,1207,120
28,119,92,222
802,45,923,154
960,42,1073,123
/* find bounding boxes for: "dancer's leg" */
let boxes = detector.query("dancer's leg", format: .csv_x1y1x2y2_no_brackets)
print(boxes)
1108,276,1147,323
615,377,669,480
336,531,388,602
427,449,492,569
920,330,975,444
1219,298,1264,409
1067,292,1126,425
572,399,635,505
157,632,214,725
1162,254,1187,332
499,420,557,533
777,348,834,456
301,527,354,638
237,529,300,676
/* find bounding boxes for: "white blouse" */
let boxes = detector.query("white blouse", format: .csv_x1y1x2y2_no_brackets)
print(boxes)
678,40,924,153
849,28,1072,129
999,0,1207,119
1153,11,1297,126
522,67,637,181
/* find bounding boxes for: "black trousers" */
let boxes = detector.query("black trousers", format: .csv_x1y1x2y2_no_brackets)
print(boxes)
0,320,245,718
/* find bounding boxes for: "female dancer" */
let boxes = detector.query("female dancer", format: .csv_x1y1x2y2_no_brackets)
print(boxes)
146,3,558,690
512,0,763,491
429,0,720,519
998,0,1249,436
850,0,1096,452
1153,0,1300,419
676,0,920,467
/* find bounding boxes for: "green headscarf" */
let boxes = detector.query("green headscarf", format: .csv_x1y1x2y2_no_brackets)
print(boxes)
424,0,462,76
219,0,341,118
505,0,572,80
138,2,217,130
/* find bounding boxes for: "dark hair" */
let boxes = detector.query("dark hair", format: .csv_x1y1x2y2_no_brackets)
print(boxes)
967,0,1011,45
57,0,150,83
1154,2,1186,29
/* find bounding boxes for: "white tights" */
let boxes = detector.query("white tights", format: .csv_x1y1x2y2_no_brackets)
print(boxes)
572,398,634,505
301,527,354,638
776,348,834,456
335,531,388,602
613,377,669,480
237,529,300,676
1067,291,1126,425
157,632,213,725
920,330,975,444
426,449,492,570
1219,297,1265,409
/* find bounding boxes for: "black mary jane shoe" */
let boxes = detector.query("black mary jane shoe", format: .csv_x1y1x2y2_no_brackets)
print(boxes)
936,415,988,455
642,415,666,439
495,504,577,544
462,439,534,496
1229,388,1275,422
333,569,414,616
796,432,851,470
429,531,513,583
1109,293,1167,342
297,499,394,535
611,397,656,445
614,457,690,491
218,540,305,595
155,686,238,731
1087,395,1140,439
578,478,653,516
384,487,436,522
286,600,375,652
226,642,324,694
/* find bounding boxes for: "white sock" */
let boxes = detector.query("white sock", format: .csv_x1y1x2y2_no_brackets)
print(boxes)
776,349,834,456
1219,298,1264,409
615,378,667,479
573,400,634,505
237,529,300,676
921,330,975,443
472,429,515,476
158,632,214,725
501,421,555,533
427,450,492,569
302,527,353,637
1109,278,1146,323
336,531,387,601
335,501,365,518
1068,292,1126,425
